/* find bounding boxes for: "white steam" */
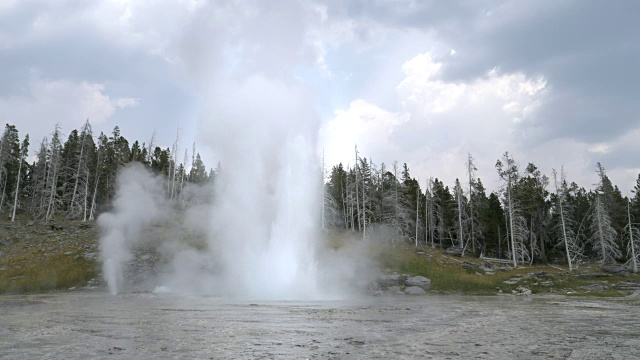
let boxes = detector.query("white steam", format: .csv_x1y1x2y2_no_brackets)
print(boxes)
98,1,376,299
98,164,167,295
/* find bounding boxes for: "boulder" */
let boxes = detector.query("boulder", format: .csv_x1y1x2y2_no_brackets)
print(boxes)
405,276,431,290
514,286,532,296
503,277,521,285
404,286,427,295
386,286,403,294
580,284,605,291
613,281,640,291
534,272,553,279
461,262,475,271
601,263,626,274
378,274,402,287
444,247,464,256
574,273,612,278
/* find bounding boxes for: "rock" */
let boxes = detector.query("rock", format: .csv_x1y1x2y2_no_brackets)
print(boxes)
140,254,152,261
483,261,492,269
0,266,6,271
64,251,73,255
625,290,640,298
539,281,554,287
84,252,96,260
580,284,605,291
503,277,521,285
405,276,431,290
27,221,35,226
79,223,93,229
613,281,640,290
444,247,464,256
49,224,64,231
0,239,11,246
534,271,553,279
514,286,532,296
378,274,402,287
574,273,612,278
404,286,427,295
461,262,475,271
386,286,403,294
601,263,625,274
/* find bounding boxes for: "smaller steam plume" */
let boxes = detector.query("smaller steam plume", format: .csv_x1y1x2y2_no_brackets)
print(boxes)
98,164,168,295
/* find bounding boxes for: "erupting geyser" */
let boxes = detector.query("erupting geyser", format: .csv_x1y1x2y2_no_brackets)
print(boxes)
98,2,350,299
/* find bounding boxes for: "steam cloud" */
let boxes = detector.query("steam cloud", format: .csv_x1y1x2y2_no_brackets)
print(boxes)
98,2,376,299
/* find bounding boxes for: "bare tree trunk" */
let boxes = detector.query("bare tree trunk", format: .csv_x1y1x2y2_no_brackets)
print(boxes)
628,200,638,273
556,177,573,271
596,195,606,262
457,185,464,249
179,149,187,204
362,167,366,240
11,156,23,222
354,146,361,232
425,179,428,246
507,177,517,268
69,123,88,216
89,147,103,221
83,169,89,222
467,153,475,253
147,131,156,164
415,186,419,247
46,163,58,221
341,176,348,229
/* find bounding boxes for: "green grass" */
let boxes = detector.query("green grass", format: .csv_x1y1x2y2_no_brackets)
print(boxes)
372,245,639,296
0,252,96,294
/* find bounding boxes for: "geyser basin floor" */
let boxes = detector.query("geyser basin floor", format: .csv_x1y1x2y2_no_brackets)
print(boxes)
1,292,639,359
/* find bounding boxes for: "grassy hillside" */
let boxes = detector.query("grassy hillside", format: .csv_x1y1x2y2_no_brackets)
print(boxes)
1,220,639,297
0,216,98,294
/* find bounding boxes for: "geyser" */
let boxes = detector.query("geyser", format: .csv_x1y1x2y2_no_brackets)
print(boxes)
201,75,322,299
98,1,371,299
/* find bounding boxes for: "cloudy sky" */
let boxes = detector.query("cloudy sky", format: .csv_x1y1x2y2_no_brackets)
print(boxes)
2,0,638,193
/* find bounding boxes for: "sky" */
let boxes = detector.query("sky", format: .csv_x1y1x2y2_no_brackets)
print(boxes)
1,0,639,194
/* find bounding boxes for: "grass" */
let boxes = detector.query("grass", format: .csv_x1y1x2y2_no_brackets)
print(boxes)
0,252,96,294
0,215,99,294
372,244,639,296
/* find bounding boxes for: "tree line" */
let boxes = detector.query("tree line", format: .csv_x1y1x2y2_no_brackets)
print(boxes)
323,146,640,270
3,121,639,270
2,121,215,223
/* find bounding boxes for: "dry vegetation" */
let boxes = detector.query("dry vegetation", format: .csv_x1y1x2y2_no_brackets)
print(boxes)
0,215,99,294
372,244,640,297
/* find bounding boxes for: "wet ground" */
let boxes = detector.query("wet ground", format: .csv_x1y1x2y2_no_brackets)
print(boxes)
1,291,639,359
